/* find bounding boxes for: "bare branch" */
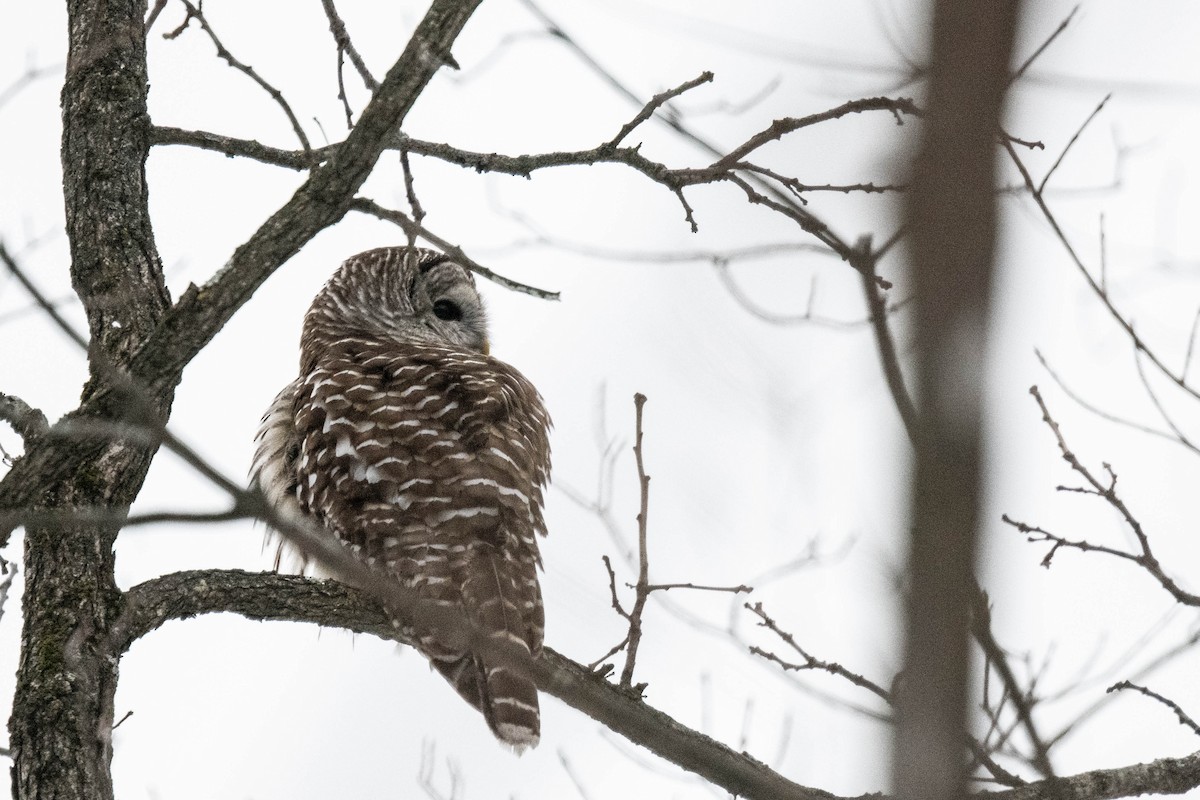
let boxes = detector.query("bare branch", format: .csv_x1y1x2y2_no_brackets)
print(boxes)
116,569,833,800
1036,349,1198,456
349,198,559,299
607,72,714,148
1010,6,1079,85
1003,388,1200,606
1004,141,1200,402
971,590,1055,777
167,0,312,150
1038,94,1110,195
856,239,916,443
618,393,652,690
747,602,891,703
0,61,58,114
1107,682,1200,739
320,0,380,92
643,582,751,594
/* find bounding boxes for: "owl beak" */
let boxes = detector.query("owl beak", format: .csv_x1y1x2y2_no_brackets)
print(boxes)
481,338,491,356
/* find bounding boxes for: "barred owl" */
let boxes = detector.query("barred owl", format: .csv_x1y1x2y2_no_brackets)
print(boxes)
250,246,552,751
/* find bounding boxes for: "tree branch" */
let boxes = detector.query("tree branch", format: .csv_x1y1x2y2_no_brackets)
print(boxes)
115,569,833,800
114,569,1200,800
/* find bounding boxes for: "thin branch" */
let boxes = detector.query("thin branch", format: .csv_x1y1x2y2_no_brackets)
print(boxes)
1133,348,1197,452
1107,682,1200,739
168,0,312,150
0,242,90,350
150,87,920,275
643,582,751,594
1009,6,1079,85
618,393,651,690
144,0,169,32
856,239,917,444
149,126,325,169
320,0,380,91
709,96,921,171
1002,387,1200,606
607,72,714,148
349,198,559,299
398,145,425,250
1036,349,1198,456
971,589,1055,778
116,570,834,800
1038,94,1110,195
1004,141,1200,402
715,260,909,329
1182,303,1200,382
746,602,891,703
0,62,58,114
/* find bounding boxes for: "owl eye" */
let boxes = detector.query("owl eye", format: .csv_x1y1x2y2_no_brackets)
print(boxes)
432,299,463,321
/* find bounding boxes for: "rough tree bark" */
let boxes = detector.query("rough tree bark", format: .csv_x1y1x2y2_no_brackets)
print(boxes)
895,3,1022,800
8,1,171,798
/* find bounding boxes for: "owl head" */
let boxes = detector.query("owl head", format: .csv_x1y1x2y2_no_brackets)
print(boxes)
302,247,490,359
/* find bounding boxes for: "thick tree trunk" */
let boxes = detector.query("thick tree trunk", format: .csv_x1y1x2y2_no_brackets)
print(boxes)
8,1,170,798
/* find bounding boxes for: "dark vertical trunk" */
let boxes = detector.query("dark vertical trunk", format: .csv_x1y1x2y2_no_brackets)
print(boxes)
894,3,1022,799
8,2,170,798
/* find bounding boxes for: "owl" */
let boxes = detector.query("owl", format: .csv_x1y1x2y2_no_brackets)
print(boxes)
250,246,552,751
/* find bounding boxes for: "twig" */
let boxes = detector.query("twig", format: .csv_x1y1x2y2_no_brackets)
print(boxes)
349,198,559,299
1182,303,1200,382
1036,349,1198,456
607,72,714,148
1009,6,1079,85
150,86,917,273
715,259,909,329
167,0,312,151
558,750,595,800
320,0,379,91
618,393,651,689
856,238,916,444
746,601,891,703
1133,348,1197,452
1107,681,1200,738
144,0,169,32
1002,387,1200,606
398,146,425,250
1038,94,1111,195
1004,140,1200,402
971,589,1055,777
644,582,751,594
0,62,58,114
0,243,90,350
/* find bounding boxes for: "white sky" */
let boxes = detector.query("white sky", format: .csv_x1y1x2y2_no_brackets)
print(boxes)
2,1,1199,798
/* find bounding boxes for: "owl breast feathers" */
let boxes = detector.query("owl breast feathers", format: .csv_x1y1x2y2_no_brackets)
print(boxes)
251,247,552,751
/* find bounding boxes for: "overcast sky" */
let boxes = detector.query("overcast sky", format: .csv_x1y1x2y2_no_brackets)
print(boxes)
2,1,1200,798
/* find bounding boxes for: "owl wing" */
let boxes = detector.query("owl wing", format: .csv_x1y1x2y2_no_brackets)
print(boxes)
292,340,551,749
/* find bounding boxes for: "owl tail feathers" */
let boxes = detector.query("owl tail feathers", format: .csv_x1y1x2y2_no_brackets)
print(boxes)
430,549,542,752
430,650,541,753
